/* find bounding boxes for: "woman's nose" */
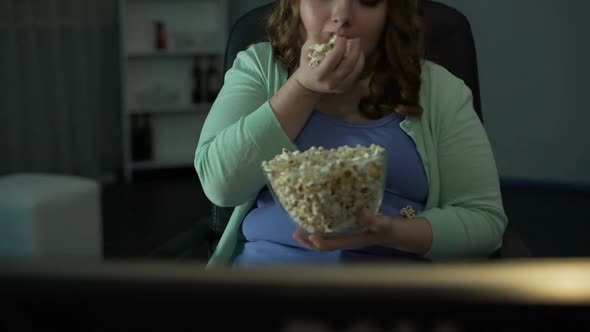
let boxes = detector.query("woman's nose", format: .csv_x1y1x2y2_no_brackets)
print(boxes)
332,0,352,26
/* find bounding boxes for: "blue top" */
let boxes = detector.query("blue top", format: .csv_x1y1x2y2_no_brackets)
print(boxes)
233,109,428,266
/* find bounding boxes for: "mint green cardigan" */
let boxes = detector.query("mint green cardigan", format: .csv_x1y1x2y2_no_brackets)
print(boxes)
195,42,508,267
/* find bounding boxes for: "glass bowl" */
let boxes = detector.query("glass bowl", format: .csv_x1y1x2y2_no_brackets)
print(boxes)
262,145,387,238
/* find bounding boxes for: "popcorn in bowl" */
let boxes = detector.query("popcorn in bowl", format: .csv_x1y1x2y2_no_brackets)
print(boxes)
262,144,387,237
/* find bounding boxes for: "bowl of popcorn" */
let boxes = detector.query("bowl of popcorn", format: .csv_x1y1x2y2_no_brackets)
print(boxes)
261,144,387,237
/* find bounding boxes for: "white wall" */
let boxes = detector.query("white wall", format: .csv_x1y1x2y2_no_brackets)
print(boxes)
229,0,590,185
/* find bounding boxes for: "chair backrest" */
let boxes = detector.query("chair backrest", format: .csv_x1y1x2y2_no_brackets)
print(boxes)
210,0,485,238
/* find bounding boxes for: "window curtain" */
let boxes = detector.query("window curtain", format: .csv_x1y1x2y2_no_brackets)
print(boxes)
0,0,121,180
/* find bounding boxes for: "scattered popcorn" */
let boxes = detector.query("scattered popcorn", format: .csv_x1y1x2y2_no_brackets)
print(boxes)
262,144,387,234
400,205,416,219
308,34,353,68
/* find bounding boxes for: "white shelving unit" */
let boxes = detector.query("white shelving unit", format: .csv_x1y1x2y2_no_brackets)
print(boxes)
118,0,228,181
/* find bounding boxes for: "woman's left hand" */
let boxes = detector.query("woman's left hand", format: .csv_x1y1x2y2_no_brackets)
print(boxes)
293,214,395,252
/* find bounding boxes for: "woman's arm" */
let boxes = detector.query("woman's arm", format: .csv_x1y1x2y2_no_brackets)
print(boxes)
386,217,433,255
418,77,508,260
269,76,320,141
195,45,318,207
196,37,365,208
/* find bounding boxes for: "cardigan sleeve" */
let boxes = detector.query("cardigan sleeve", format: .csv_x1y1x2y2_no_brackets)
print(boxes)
194,44,296,207
420,74,508,260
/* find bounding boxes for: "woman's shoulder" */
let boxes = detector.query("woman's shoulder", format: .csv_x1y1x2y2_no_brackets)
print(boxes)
418,60,475,126
233,42,287,93
420,60,473,107
420,60,466,91
241,41,273,57
234,41,276,71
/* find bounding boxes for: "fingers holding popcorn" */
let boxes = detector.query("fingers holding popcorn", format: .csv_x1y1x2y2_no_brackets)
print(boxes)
328,38,363,89
314,35,350,78
308,33,351,68
332,42,365,93
295,34,362,94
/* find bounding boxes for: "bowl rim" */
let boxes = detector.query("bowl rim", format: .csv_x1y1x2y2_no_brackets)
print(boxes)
262,150,388,176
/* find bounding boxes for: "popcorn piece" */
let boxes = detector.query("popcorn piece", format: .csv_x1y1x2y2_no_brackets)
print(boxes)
308,34,353,68
262,144,387,234
400,205,416,219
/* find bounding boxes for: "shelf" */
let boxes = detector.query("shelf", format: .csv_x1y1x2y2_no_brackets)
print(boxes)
127,50,223,58
132,159,193,170
127,103,213,115
119,0,228,181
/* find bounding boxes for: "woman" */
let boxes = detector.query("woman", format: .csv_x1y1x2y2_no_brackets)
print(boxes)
195,0,508,266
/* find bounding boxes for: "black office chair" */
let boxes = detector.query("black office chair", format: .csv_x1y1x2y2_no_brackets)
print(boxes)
151,0,529,261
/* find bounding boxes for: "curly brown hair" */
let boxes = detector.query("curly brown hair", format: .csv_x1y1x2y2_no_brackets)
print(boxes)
266,0,425,119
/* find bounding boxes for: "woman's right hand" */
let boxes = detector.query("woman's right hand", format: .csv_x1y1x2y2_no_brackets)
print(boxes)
293,32,365,95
